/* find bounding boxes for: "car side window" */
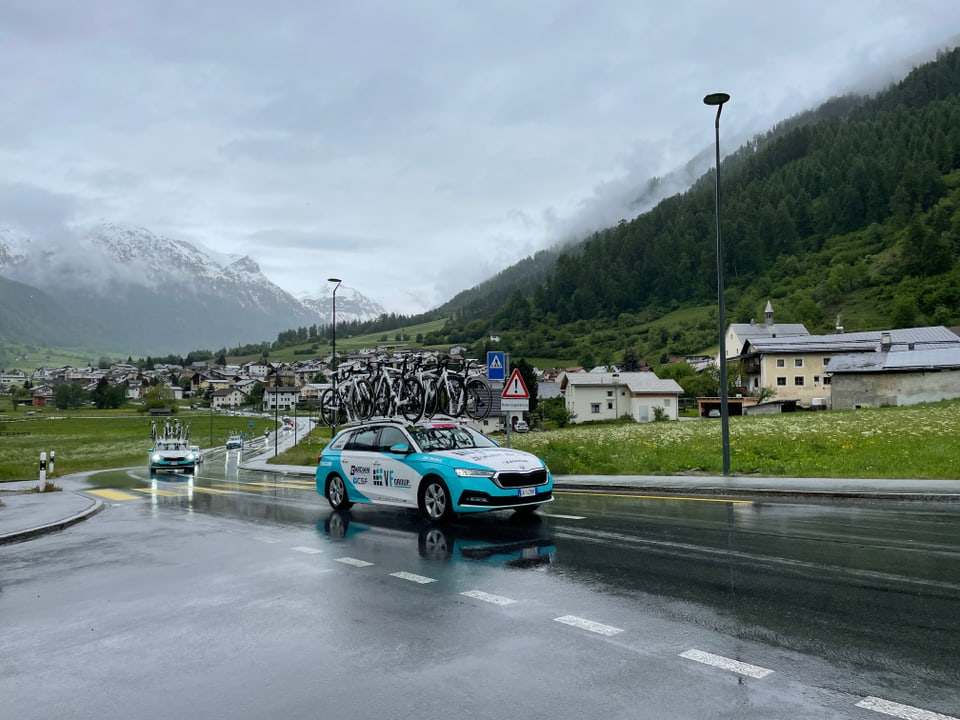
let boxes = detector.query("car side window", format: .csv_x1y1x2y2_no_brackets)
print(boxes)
377,427,407,452
345,428,378,451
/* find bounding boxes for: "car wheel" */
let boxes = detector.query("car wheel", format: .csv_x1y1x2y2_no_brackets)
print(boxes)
419,476,452,524
326,473,353,510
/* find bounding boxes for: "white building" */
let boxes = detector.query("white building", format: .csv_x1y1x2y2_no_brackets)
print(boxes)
263,386,300,412
559,371,684,422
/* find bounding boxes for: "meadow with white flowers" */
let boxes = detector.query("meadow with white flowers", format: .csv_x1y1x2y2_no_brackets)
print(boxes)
511,399,960,479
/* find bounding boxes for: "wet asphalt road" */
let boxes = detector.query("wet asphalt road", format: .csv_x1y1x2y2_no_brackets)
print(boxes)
2,450,958,720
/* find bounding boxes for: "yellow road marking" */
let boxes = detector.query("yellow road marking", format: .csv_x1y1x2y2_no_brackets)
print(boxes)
189,486,235,494
248,480,315,490
555,490,751,504
88,488,140,501
133,488,183,497
212,483,273,492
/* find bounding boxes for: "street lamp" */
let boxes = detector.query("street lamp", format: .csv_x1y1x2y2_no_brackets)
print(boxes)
704,92,731,475
274,369,279,457
328,277,342,434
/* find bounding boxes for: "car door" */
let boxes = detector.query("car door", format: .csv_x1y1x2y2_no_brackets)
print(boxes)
373,426,420,507
339,427,382,501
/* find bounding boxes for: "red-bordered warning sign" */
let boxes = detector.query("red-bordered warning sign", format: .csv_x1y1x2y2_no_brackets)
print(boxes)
502,368,530,399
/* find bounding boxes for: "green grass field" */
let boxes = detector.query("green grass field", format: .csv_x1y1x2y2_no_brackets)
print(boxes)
3,399,958,482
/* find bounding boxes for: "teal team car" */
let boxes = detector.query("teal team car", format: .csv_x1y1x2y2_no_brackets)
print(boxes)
149,438,197,473
316,420,554,523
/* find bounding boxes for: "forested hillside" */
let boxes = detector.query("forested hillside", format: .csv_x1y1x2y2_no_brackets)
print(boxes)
427,47,960,366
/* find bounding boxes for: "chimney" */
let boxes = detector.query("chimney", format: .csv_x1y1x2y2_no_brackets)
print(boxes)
880,332,892,351
765,300,774,327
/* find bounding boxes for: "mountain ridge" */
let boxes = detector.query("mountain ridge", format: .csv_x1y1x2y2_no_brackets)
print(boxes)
0,223,385,356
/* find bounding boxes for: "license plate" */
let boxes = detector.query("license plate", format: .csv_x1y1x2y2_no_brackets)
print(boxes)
519,487,536,498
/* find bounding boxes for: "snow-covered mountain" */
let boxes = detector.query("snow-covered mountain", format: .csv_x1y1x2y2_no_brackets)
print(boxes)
0,223,385,355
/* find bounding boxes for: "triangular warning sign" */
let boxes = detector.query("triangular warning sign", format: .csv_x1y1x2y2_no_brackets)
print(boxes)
502,368,530,399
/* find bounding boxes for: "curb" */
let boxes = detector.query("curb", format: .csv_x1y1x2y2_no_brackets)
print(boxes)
0,496,106,546
552,482,960,503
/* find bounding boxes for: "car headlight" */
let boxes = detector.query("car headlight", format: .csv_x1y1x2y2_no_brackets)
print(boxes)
151,454,161,462
454,467,495,478
186,453,195,461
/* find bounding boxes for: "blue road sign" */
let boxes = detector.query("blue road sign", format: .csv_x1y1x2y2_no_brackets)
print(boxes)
249,421,254,428
487,351,506,381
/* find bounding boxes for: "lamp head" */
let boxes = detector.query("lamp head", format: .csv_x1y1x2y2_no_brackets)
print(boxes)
703,93,730,106
327,277,341,283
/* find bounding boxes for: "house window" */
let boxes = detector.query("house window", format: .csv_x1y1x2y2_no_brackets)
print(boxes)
794,358,804,368
607,402,613,410
606,390,613,397
664,398,672,407
777,377,787,386
824,376,831,386
776,359,785,368
794,376,805,386
590,403,600,414
813,375,820,384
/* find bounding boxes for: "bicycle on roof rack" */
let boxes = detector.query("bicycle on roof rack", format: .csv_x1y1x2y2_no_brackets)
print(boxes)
319,363,376,426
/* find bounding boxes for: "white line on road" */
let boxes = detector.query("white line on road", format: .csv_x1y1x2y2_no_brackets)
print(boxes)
390,571,436,584
335,557,374,567
679,649,773,679
542,513,587,520
252,536,280,544
291,546,323,555
856,697,958,720
461,590,517,605
554,615,623,636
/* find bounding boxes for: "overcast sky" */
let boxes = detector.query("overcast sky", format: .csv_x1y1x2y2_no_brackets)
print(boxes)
2,2,959,315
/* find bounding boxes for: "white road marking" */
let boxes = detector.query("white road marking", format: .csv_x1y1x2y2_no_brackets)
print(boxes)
390,571,436,584
252,536,280,544
461,590,517,605
542,513,586,520
291,546,323,555
856,697,958,720
679,649,773,679
335,557,374,567
554,615,623,636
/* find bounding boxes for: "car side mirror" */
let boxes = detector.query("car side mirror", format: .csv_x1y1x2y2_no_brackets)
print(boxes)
389,443,411,454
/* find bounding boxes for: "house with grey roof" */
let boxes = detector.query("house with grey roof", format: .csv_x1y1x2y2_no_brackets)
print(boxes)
826,333,960,409
724,301,809,360
559,371,684,422
739,325,960,409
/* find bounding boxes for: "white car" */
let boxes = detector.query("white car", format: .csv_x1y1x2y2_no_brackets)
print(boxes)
190,445,204,464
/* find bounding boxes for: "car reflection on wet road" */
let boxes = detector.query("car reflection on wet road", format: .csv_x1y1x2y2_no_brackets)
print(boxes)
2,457,958,719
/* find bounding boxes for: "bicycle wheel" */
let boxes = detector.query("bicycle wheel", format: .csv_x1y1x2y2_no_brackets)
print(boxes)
351,378,376,420
398,376,425,422
370,376,389,417
464,377,492,420
421,377,439,418
320,388,347,426
438,376,466,417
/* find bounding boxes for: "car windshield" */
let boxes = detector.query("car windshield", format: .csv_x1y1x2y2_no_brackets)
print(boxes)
408,425,498,452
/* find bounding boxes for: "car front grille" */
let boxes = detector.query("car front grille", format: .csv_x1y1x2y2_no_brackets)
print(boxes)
494,468,548,488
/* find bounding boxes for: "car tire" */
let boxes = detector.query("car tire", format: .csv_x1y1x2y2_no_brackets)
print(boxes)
419,476,453,524
326,473,353,510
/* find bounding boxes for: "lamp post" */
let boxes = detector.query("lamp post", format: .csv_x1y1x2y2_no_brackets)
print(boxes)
273,370,279,457
704,92,731,475
328,277,342,434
